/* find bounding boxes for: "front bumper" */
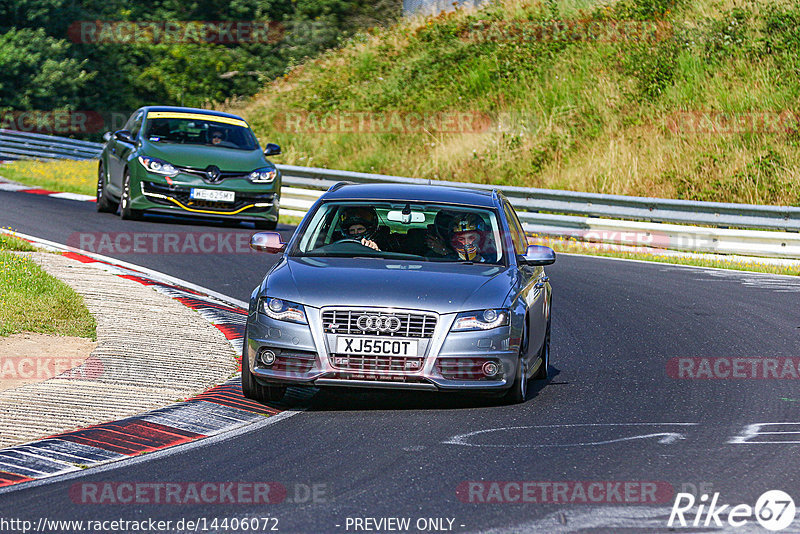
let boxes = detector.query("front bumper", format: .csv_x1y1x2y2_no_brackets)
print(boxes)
131,174,279,221
245,306,521,392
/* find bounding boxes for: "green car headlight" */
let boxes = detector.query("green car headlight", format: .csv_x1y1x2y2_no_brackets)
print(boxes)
451,309,509,332
249,167,277,184
259,297,307,324
138,156,179,177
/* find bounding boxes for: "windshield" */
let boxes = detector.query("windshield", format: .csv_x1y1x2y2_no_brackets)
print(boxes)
294,201,505,264
143,113,258,150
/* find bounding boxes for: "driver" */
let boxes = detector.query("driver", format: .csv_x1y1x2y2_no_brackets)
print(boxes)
338,206,381,251
447,213,488,262
210,129,225,145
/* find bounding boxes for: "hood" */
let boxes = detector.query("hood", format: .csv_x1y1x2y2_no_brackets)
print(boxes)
264,257,516,314
141,142,269,171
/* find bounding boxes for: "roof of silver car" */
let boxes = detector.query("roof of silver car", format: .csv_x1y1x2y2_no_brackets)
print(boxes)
321,183,498,208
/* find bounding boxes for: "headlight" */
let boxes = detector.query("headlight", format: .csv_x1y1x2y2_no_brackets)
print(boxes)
259,297,307,324
451,309,509,332
138,156,178,176
248,167,277,183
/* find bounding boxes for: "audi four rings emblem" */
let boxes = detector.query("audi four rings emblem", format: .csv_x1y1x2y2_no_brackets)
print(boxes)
356,314,402,333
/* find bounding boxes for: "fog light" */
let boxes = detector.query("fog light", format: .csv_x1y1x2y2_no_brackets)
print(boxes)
259,350,276,366
482,361,500,377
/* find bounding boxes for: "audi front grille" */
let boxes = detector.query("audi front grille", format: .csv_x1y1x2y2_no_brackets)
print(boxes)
321,309,437,338
330,354,424,372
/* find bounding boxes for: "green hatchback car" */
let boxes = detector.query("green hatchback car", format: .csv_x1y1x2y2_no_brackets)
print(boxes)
97,106,281,229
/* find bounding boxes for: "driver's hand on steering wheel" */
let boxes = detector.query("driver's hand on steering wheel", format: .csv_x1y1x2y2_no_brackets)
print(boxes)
361,238,380,251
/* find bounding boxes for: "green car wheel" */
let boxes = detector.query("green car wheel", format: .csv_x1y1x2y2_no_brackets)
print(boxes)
120,170,142,220
96,162,117,213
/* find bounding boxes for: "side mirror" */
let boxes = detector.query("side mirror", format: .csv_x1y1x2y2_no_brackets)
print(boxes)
250,232,286,254
264,143,281,156
114,130,135,144
102,131,112,142
521,245,556,266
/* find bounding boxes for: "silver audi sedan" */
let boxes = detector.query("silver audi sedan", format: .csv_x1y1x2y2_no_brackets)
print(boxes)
242,183,554,404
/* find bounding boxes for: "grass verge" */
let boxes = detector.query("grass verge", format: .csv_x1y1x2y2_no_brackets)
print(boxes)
0,235,97,339
0,159,97,196
0,232,36,252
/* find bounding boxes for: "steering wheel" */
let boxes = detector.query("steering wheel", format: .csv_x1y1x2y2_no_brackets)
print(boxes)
336,238,369,245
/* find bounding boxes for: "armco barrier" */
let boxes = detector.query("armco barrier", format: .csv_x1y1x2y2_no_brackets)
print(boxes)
0,129,103,161
275,164,800,232
275,165,800,259
2,130,799,259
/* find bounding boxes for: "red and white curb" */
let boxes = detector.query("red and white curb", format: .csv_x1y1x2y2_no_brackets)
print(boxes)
0,230,309,490
0,181,96,202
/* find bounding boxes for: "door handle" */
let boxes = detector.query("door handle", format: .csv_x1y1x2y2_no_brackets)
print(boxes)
534,276,549,289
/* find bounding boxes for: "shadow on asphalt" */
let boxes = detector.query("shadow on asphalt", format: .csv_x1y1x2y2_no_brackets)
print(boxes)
286,367,561,412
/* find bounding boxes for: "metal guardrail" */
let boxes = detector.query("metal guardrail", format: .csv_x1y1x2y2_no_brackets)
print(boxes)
0,129,103,161
276,165,800,233
276,164,800,260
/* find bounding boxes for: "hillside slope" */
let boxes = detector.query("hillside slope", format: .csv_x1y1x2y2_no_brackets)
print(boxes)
228,0,800,205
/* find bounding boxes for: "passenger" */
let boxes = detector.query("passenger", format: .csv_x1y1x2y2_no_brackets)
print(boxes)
338,206,381,251
446,213,489,262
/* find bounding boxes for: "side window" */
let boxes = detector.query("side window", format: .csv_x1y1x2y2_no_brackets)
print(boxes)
129,112,144,139
503,202,527,254
123,111,138,132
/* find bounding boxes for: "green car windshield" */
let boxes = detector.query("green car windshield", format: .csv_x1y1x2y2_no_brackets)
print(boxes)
144,116,258,150
295,201,505,264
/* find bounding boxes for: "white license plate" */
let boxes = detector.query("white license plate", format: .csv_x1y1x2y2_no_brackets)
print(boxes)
336,336,419,357
190,188,235,202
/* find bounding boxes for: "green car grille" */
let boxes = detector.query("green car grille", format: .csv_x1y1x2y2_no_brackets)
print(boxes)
142,181,275,213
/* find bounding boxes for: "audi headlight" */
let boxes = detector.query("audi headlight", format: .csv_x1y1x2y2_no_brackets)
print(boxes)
259,297,307,324
249,167,277,183
451,309,509,332
138,156,179,177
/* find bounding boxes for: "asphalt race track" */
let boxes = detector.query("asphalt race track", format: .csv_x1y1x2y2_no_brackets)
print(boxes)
2,189,800,532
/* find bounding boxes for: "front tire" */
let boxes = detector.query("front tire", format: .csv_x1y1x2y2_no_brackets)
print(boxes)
96,162,117,213
503,325,530,404
119,170,142,220
533,318,551,380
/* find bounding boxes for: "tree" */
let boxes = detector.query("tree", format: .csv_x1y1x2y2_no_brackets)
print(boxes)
0,28,92,110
